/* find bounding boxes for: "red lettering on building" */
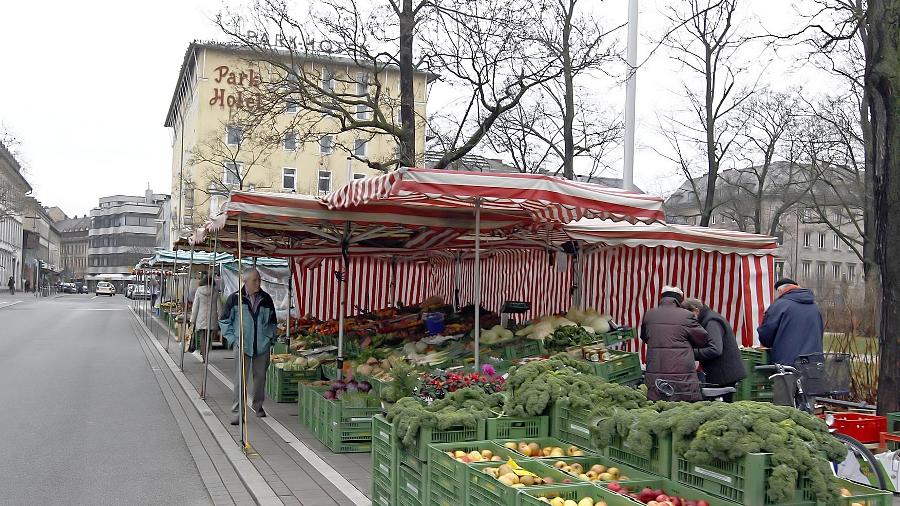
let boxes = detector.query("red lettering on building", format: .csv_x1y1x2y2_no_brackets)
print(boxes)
214,66,230,83
209,88,225,107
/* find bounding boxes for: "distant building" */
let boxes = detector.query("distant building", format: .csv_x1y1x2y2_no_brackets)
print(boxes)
665,162,864,303
56,215,91,281
44,206,68,223
22,197,62,290
423,152,522,173
0,142,31,290
87,189,169,292
573,174,643,193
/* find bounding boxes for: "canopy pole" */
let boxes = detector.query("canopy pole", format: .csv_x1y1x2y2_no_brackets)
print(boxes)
623,0,638,191
237,217,251,452
572,244,583,309
180,247,194,371
474,198,482,370
454,252,461,313
201,233,218,399
286,259,293,342
336,223,350,381
167,252,179,352
389,257,397,307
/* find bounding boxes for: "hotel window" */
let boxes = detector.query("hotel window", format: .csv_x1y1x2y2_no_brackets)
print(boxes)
832,263,841,280
354,139,367,157
283,131,297,151
319,135,334,155
833,234,841,250
355,73,369,119
848,264,856,282
320,68,335,92
318,170,332,194
817,262,826,280
285,100,298,113
226,125,242,146
282,168,296,190
224,162,243,186
818,233,826,249
803,232,811,248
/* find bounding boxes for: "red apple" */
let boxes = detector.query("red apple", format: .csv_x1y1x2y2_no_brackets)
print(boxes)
656,495,670,503
670,498,682,506
607,482,622,492
697,501,710,506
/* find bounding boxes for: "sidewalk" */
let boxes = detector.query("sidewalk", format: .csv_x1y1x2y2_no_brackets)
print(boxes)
136,307,372,506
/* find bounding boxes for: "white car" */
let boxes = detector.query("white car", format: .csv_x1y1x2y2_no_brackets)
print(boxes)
96,281,116,296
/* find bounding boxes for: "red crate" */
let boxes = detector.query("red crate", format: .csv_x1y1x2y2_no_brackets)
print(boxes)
819,412,887,443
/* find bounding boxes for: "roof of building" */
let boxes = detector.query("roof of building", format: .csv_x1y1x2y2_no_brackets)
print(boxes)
55,216,91,233
0,141,32,193
165,41,439,127
423,151,521,173
574,175,644,193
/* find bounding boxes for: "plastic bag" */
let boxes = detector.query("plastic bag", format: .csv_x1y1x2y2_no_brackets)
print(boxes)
874,449,900,492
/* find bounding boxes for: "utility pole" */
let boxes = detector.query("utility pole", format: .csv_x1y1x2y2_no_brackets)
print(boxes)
623,0,638,191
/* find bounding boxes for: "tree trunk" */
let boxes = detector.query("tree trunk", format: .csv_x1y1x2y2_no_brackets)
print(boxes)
866,0,900,415
700,57,718,227
398,0,417,168
859,16,882,314
561,0,576,180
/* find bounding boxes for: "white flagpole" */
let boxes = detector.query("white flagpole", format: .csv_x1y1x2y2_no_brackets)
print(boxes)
623,0,639,191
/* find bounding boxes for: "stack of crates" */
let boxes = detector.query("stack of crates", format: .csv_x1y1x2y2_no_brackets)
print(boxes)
734,347,774,401
297,383,326,438
580,349,642,384
265,365,320,403
317,392,381,453
371,415,395,506
550,401,596,450
397,422,487,477
484,416,549,440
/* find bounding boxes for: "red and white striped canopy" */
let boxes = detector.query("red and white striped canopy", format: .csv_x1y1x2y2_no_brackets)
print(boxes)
323,167,665,225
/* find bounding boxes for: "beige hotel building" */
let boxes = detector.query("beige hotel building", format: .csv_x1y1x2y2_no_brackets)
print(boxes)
164,41,433,242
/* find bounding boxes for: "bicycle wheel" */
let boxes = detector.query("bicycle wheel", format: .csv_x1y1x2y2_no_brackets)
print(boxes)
830,432,888,490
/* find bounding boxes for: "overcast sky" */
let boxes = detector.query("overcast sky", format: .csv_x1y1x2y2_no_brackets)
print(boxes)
0,1,835,217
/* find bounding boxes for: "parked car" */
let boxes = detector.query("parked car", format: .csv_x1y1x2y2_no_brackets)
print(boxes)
130,285,149,300
61,283,77,294
77,283,89,294
96,281,116,296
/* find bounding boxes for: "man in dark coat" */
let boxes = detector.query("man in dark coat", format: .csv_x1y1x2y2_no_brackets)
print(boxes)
640,286,711,401
682,298,747,402
757,278,824,366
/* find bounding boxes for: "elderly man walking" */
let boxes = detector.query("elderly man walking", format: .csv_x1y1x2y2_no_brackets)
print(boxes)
219,268,277,424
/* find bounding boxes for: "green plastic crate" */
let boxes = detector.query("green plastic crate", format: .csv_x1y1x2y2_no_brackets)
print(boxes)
887,412,900,434
371,478,392,506
834,478,894,506
598,328,636,346
545,455,658,485
519,483,644,506
486,416,550,440
580,350,642,384
673,452,819,505
605,431,673,478
399,420,487,464
321,363,338,380
297,383,327,436
266,365,320,403
550,401,597,450
318,393,381,453
492,437,597,460
502,339,545,360
428,441,524,506
272,342,289,354
468,459,575,506
372,442,395,505
596,478,742,506
397,463,429,506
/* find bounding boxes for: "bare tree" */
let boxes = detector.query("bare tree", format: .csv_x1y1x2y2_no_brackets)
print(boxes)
185,118,277,224
0,129,29,222
658,0,760,227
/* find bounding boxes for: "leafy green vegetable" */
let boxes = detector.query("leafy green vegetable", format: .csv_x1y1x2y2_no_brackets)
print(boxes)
543,325,596,351
386,387,502,446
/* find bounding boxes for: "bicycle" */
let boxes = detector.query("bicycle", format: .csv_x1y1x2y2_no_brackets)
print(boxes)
654,378,737,402
755,353,888,490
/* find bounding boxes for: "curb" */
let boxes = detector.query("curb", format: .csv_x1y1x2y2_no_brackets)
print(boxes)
129,306,284,506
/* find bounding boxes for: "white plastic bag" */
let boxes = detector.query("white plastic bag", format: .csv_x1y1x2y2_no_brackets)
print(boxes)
874,449,900,492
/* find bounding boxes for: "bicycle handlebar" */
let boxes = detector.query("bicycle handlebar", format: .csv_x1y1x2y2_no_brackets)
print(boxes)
754,364,799,374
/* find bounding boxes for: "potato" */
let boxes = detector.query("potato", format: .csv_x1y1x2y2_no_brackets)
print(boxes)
519,475,535,486
498,464,513,476
498,474,517,486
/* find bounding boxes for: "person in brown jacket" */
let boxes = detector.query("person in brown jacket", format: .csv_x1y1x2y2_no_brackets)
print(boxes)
640,286,711,401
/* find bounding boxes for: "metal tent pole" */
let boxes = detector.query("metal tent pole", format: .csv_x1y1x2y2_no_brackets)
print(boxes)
202,233,218,399
286,259,293,341
180,247,195,371
167,252,179,352
389,257,397,308
236,217,250,452
623,0,639,191
454,252,461,312
474,198,482,370
336,223,350,381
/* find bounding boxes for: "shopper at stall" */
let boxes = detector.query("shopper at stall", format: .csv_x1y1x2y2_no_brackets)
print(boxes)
681,298,746,402
7,276,14,295
757,278,824,366
640,286,710,401
189,272,219,362
219,267,277,424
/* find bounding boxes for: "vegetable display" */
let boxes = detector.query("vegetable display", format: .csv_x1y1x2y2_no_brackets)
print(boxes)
589,401,847,504
386,387,502,446
503,353,648,417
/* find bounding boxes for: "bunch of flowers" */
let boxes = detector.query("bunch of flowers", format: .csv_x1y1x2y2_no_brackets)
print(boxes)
418,365,504,401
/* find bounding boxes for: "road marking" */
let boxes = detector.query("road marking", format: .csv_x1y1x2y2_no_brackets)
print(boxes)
90,295,98,300
73,308,125,311
0,300,22,310
206,363,372,506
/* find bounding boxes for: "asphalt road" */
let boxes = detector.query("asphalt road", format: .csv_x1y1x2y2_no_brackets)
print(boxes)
0,293,213,506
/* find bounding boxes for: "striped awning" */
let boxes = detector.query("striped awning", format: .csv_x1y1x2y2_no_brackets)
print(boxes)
322,167,665,225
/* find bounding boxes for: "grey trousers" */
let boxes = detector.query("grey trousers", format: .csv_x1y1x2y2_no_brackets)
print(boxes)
231,347,269,413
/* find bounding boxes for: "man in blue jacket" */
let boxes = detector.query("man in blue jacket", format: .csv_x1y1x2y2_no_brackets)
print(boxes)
757,278,824,365
219,268,278,424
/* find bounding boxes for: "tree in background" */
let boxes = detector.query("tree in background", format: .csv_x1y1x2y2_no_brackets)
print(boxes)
658,0,760,226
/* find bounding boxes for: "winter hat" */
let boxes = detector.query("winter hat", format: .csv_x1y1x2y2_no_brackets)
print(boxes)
660,285,684,303
774,278,798,290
